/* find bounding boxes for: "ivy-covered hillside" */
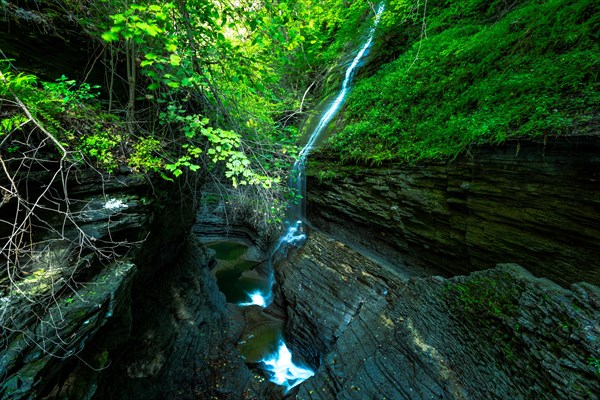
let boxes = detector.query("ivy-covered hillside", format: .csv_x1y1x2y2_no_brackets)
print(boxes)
329,0,599,162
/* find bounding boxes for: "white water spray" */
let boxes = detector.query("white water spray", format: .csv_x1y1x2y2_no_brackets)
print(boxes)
257,3,386,392
299,3,385,160
238,289,270,307
262,342,315,393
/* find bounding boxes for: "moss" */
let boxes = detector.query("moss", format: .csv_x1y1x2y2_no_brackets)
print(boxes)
445,271,526,363
95,350,111,369
445,273,522,321
328,0,600,163
316,170,337,183
16,268,61,296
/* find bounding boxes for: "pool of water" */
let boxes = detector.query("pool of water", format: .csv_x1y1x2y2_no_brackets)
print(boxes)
216,268,271,304
236,317,284,364
206,241,271,304
206,240,312,391
206,241,247,261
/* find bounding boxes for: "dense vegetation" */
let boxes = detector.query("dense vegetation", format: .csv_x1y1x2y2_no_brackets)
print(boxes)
1,0,597,270
1,2,598,393
1,2,376,376
0,0,376,178
0,0,380,305
5,0,592,189
330,0,600,162
0,0,380,230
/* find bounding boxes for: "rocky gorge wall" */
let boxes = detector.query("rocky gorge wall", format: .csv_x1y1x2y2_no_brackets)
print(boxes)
275,230,600,400
93,236,252,400
306,136,600,287
0,168,207,399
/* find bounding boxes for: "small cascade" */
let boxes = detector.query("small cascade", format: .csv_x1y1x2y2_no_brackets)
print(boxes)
262,342,316,393
230,4,384,393
238,289,270,307
277,2,386,249
238,3,385,392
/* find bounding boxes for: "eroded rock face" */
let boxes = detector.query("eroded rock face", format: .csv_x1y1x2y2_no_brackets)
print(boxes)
94,237,252,400
1,262,137,400
0,170,196,399
277,231,600,400
194,185,271,250
307,137,600,286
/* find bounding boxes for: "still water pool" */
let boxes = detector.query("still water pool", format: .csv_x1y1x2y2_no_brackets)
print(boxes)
206,241,270,304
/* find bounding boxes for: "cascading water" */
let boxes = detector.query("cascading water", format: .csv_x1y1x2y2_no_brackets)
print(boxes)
239,3,385,393
238,289,269,307
283,3,386,240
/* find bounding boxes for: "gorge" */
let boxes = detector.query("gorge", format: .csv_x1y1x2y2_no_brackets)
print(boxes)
1,0,599,399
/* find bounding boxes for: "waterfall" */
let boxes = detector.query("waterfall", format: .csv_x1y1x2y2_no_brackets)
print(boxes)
241,3,385,392
279,2,385,251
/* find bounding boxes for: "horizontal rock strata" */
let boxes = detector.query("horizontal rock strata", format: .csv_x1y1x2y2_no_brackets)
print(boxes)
307,136,600,286
277,231,600,399
94,237,251,400
0,169,196,399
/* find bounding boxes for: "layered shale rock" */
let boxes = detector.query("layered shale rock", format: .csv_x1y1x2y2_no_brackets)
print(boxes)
307,136,600,286
0,169,194,399
194,186,269,250
276,231,600,400
94,237,252,400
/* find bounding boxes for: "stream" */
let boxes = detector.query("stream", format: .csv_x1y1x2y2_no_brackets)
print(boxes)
209,3,385,394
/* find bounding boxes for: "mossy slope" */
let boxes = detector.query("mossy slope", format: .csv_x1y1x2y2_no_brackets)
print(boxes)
329,0,599,162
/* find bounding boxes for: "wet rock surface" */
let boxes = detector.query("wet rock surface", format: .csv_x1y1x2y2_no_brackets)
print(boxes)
307,137,600,286
277,231,600,400
95,237,252,400
0,262,137,400
194,186,269,250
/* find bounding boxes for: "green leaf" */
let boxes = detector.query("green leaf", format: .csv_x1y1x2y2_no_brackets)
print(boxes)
169,54,182,66
160,172,174,182
139,22,162,37
101,31,120,42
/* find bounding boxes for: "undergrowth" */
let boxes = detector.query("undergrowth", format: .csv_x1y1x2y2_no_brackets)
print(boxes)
329,0,600,163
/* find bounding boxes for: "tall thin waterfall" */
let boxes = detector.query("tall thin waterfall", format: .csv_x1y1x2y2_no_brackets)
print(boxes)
255,3,386,393
279,2,386,253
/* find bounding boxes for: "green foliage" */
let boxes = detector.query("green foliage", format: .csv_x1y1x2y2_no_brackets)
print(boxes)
101,3,170,43
1,62,64,138
128,138,163,173
43,75,101,109
329,0,600,163
1,60,124,169
589,357,600,376
2,0,395,229
79,127,120,172
316,170,337,183
446,276,520,320
95,0,301,189
0,114,28,137
159,104,278,187
445,273,525,362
